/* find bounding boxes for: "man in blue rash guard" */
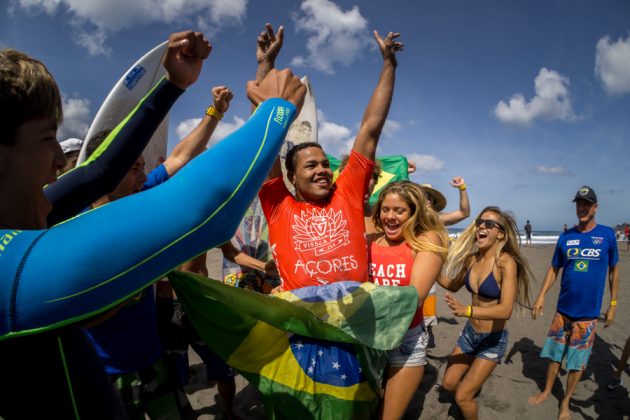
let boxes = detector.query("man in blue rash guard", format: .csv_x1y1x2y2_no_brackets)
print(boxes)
0,28,306,419
85,85,233,419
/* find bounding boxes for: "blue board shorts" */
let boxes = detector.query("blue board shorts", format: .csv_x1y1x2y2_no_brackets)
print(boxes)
387,324,429,367
456,321,508,364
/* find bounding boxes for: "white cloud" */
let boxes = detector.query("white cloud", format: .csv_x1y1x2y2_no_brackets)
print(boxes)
175,118,201,140
406,153,444,174
382,119,401,138
16,0,248,55
595,34,630,96
212,116,246,144
76,28,111,56
175,115,245,147
319,121,354,155
533,165,573,177
316,109,354,155
291,0,369,74
57,96,91,140
494,68,575,126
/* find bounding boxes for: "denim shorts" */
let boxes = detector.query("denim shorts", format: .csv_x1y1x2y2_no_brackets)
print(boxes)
456,321,508,364
387,324,428,367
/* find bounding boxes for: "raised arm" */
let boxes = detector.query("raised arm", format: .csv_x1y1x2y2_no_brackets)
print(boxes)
163,86,233,176
1,68,306,339
256,23,284,83
44,31,211,226
352,31,403,160
254,23,285,180
440,177,470,226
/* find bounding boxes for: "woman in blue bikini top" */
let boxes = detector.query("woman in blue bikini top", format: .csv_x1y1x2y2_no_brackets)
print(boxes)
436,206,535,419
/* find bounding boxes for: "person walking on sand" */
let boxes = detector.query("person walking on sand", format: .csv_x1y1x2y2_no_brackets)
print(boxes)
528,186,619,420
524,220,533,247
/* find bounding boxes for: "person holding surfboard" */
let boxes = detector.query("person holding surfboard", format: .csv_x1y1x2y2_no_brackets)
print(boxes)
259,29,403,292
0,30,307,418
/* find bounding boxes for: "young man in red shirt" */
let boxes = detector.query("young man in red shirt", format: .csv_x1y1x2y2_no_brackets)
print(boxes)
259,30,403,291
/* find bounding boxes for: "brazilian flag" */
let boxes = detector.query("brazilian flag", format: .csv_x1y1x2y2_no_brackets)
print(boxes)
169,272,418,419
327,155,409,206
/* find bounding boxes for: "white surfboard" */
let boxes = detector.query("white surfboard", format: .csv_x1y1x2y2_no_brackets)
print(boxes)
280,76,318,191
78,40,169,173
222,76,318,291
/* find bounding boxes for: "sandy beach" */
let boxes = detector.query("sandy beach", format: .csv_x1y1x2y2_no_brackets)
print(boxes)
185,244,630,419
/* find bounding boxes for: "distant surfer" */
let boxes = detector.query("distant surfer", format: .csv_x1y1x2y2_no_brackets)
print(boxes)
524,219,533,247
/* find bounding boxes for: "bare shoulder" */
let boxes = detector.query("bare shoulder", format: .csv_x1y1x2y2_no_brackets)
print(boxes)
499,252,516,266
498,252,517,275
418,230,441,245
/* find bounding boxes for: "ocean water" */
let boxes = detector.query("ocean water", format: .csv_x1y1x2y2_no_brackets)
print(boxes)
447,228,561,245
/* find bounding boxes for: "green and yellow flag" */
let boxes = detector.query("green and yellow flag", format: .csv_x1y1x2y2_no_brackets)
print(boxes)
169,272,418,419
328,154,409,206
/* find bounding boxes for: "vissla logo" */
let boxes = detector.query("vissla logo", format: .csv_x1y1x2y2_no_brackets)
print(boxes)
292,208,350,256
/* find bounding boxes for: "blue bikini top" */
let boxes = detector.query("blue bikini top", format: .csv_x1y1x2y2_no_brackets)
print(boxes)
464,266,501,300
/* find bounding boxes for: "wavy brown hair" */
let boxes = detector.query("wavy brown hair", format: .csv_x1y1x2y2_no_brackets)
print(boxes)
372,181,449,258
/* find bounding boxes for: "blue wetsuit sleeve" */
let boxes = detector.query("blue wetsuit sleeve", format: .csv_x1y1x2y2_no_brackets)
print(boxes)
142,164,169,191
0,99,296,339
44,78,183,226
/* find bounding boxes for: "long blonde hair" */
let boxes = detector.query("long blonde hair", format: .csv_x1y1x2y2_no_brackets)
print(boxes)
372,181,449,258
446,206,533,307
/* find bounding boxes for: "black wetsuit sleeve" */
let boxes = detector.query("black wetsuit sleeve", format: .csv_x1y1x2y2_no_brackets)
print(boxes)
44,78,183,226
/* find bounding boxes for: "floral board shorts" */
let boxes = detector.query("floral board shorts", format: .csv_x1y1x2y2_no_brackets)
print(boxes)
540,311,597,371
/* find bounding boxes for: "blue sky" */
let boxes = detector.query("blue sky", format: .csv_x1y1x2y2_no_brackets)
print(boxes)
2,0,629,230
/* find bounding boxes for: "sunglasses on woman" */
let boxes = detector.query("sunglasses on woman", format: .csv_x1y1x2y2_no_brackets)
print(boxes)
475,218,504,230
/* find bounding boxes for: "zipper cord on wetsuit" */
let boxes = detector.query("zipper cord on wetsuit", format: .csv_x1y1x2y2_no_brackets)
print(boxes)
57,336,80,420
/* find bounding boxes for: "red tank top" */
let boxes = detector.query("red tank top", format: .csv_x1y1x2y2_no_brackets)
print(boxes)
369,240,423,328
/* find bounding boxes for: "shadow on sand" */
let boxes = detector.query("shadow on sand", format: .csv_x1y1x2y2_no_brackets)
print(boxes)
505,334,630,419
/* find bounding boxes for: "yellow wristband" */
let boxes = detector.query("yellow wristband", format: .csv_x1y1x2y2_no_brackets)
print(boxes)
206,106,223,120
611,300,617,306
459,183,467,191
466,305,472,318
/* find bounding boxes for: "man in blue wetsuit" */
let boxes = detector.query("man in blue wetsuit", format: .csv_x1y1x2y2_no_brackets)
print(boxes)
528,186,619,420
0,29,306,419
85,85,233,419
